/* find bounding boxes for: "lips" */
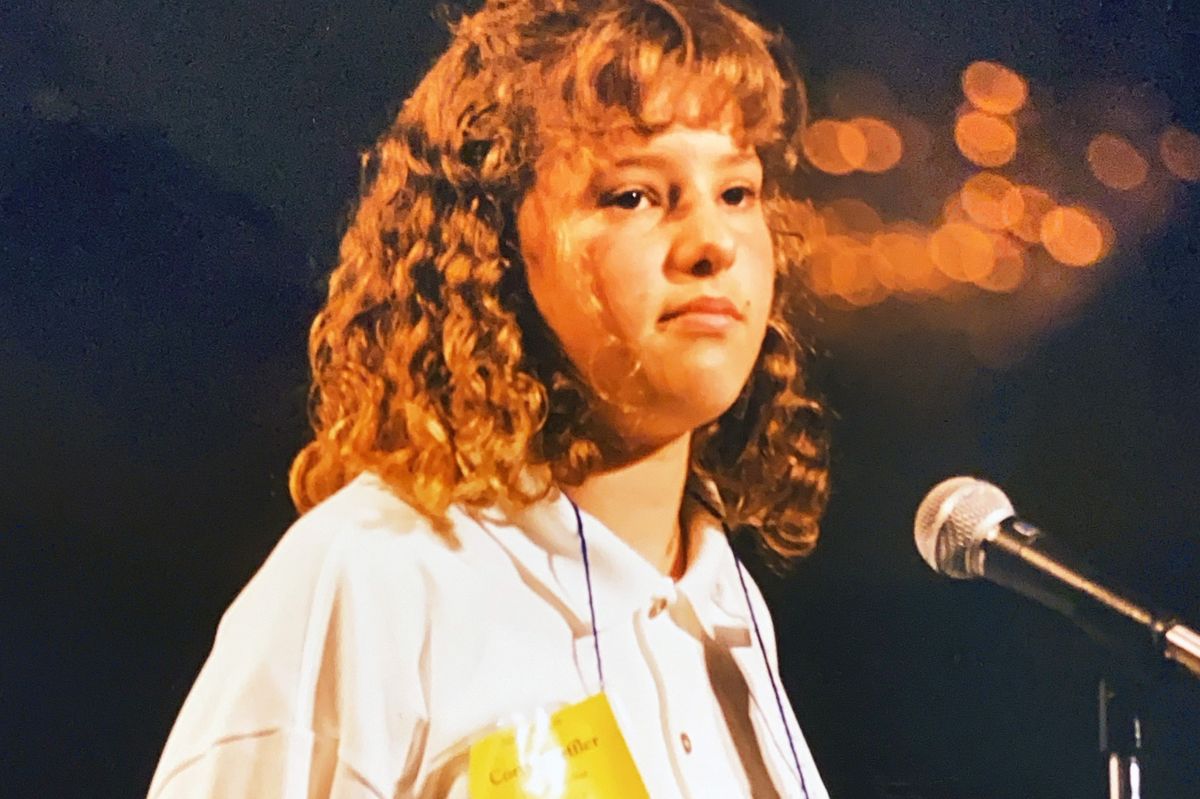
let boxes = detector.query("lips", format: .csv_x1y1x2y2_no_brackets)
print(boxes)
660,295,743,322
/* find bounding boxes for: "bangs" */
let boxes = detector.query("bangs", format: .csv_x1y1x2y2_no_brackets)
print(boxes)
536,0,800,155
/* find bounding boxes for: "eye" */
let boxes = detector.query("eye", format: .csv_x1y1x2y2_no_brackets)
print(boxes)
721,185,757,206
601,189,652,211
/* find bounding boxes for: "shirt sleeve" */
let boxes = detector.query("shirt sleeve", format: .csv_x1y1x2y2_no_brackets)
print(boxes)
148,501,434,799
148,727,388,799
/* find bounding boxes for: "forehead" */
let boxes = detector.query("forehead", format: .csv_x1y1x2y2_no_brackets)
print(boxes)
600,123,757,162
539,69,769,151
535,122,761,191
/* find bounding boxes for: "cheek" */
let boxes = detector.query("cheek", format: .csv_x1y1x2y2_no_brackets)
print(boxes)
580,236,663,337
755,268,776,329
745,234,777,328
523,225,598,346
592,280,652,340
526,252,626,382
528,266,595,355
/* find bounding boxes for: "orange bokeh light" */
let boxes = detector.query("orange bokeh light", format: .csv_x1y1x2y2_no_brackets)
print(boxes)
821,198,884,237
960,172,1025,230
973,233,1027,293
803,119,868,175
850,117,904,173
1087,133,1149,190
955,111,1018,167
942,192,970,225
1007,185,1056,244
804,236,839,298
929,222,996,282
793,64,1182,314
962,61,1029,116
1159,125,1200,182
807,235,888,306
830,242,889,306
872,229,937,293
805,235,852,295
1040,206,1108,267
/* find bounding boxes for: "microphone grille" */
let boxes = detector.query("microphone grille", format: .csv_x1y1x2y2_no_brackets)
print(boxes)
914,476,1014,579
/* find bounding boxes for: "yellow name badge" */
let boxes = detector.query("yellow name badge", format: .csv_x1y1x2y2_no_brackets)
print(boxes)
468,693,649,799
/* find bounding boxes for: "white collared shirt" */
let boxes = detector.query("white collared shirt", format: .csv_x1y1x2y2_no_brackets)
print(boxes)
148,472,828,798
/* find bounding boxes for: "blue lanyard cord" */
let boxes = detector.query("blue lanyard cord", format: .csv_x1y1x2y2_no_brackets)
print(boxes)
572,492,809,798
728,543,811,799
570,499,605,691
687,488,810,798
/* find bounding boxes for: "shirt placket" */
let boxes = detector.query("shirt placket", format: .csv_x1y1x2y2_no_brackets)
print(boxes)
633,580,749,799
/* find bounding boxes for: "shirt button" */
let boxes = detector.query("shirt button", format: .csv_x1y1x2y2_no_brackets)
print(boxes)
648,597,668,618
680,732,693,754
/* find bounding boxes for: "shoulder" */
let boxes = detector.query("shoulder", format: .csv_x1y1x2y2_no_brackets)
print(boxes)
196,474,483,705
202,472,507,687
230,472,470,621
192,470,465,693
267,471,446,576
150,473,481,797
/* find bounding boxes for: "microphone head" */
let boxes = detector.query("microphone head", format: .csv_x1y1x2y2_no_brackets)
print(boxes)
914,477,1015,579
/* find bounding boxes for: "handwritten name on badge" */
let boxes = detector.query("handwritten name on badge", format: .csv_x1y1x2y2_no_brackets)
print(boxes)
468,694,649,799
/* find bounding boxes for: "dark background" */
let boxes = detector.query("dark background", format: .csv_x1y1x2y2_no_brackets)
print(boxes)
3,1,1198,796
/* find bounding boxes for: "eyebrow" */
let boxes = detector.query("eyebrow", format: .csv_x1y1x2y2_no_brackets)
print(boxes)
610,151,760,170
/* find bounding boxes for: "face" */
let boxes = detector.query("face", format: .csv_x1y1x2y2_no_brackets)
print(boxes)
517,124,775,448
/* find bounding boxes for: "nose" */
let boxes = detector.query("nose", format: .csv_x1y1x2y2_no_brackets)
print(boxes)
667,198,737,278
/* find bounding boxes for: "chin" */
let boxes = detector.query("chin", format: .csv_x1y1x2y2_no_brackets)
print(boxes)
624,357,757,437
669,382,747,429
666,358,754,407
609,384,739,447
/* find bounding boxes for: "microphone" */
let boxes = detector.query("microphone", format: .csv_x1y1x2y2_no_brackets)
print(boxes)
914,476,1200,681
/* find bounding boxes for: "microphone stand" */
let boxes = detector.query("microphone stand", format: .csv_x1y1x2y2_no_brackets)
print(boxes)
1098,676,1143,799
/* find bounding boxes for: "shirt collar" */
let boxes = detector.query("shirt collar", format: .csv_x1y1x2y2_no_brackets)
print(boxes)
479,487,752,641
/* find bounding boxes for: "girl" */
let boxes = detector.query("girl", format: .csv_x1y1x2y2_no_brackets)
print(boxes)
149,0,831,796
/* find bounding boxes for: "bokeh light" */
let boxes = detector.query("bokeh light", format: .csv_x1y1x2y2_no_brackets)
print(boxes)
1007,185,1056,244
1040,206,1108,266
942,192,970,225
807,234,888,306
830,241,890,307
962,61,1029,116
872,229,938,293
955,111,1018,167
804,119,868,175
973,233,1028,293
1087,133,1149,191
960,172,1025,230
795,59,1188,333
930,222,996,282
1159,126,1200,182
821,198,884,237
850,117,904,173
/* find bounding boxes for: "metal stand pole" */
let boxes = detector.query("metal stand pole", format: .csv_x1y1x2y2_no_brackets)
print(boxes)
1099,677,1143,799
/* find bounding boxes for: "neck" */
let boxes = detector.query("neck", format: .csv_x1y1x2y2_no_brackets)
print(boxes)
565,433,692,579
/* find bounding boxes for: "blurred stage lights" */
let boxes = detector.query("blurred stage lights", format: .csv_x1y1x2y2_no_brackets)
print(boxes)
1087,133,1149,191
798,59,1198,310
962,61,1028,116
1159,126,1200,182
955,111,1018,168
802,117,903,175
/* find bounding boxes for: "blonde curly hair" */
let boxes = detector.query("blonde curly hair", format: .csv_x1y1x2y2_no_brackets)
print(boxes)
289,0,831,562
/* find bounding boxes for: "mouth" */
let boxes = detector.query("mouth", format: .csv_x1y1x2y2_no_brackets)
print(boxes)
659,295,744,323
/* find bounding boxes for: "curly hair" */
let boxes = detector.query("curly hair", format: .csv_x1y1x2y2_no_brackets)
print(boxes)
289,0,831,563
